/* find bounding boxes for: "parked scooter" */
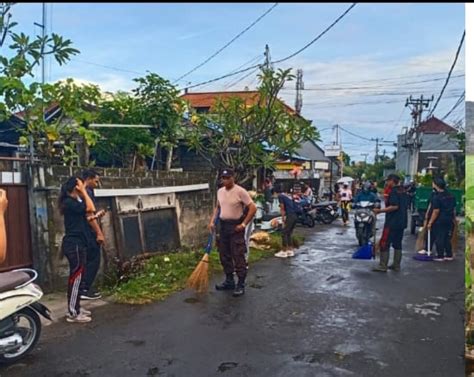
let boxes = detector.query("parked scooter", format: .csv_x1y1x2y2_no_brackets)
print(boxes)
311,201,339,224
353,200,380,246
0,269,51,363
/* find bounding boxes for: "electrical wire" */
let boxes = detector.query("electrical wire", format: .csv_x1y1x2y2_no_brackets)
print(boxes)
173,3,278,84
272,3,357,64
183,4,357,91
71,58,145,76
441,91,465,121
224,67,260,89
280,74,465,92
339,125,371,142
428,30,465,117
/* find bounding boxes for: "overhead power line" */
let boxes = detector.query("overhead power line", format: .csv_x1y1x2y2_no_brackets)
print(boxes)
272,3,357,64
71,58,145,76
173,3,278,84
339,125,371,142
428,30,465,117
442,91,465,121
280,74,465,92
183,3,357,91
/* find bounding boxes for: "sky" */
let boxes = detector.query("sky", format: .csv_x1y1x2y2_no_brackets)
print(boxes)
10,3,466,162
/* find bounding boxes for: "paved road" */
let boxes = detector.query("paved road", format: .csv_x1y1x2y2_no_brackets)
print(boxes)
1,216,464,377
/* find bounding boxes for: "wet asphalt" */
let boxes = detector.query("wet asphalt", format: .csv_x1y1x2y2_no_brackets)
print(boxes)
1,214,465,377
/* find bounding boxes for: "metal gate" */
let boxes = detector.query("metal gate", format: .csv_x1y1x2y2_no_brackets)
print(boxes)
0,184,33,271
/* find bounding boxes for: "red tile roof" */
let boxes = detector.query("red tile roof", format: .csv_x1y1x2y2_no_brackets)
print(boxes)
181,91,304,119
417,116,457,134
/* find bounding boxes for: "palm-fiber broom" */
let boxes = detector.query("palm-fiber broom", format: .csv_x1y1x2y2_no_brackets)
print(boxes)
186,232,214,293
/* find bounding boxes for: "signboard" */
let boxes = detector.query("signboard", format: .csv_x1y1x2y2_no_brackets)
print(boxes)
324,145,341,157
314,161,329,170
273,170,313,180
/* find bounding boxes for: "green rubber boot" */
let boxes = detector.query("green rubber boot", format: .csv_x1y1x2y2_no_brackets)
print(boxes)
388,249,402,271
372,251,389,272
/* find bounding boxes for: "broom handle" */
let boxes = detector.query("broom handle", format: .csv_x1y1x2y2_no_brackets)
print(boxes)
205,208,220,255
427,229,431,256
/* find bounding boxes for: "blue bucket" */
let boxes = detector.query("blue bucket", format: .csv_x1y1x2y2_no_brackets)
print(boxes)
352,242,373,260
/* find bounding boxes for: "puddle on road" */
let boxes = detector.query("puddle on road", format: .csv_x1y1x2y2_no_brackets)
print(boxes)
147,367,160,376
184,297,200,304
125,339,146,347
217,362,238,372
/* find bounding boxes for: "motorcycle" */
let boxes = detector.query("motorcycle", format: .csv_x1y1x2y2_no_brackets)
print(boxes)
311,201,339,224
296,198,316,228
353,201,380,246
0,269,51,363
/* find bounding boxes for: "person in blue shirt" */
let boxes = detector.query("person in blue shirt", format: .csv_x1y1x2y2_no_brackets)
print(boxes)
354,181,379,204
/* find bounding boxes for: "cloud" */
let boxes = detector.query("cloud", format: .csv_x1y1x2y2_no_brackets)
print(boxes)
54,73,135,93
176,28,217,41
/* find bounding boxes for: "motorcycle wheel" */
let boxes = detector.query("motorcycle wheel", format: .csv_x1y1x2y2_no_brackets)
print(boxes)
321,211,335,225
0,307,41,364
305,215,315,228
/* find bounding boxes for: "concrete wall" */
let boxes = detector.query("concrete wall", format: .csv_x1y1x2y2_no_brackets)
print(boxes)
28,165,215,291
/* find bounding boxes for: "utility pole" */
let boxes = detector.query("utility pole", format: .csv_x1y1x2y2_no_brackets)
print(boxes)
31,3,47,164
372,137,380,164
295,69,303,115
264,44,272,71
404,95,433,179
361,153,369,164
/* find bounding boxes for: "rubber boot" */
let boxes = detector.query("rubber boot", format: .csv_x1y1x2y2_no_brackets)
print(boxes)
215,274,235,291
372,251,389,272
232,278,245,297
388,249,402,271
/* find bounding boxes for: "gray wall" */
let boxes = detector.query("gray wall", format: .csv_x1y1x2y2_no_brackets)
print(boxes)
28,165,215,291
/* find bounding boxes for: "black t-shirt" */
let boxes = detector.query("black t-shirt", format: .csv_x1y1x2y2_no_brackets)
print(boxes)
278,194,300,215
264,187,273,203
432,191,456,224
385,186,408,229
63,197,88,246
426,190,437,218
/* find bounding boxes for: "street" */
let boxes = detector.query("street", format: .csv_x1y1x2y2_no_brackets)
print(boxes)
1,215,464,377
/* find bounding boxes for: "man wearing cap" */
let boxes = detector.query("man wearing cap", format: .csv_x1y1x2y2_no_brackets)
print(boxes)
373,174,408,272
209,169,257,297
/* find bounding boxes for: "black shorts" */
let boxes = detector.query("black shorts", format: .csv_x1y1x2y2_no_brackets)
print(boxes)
380,226,404,251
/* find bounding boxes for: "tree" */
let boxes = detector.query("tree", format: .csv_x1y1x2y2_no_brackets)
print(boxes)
0,3,93,165
16,79,102,165
92,91,155,169
132,73,185,171
341,151,351,166
185,68,318,185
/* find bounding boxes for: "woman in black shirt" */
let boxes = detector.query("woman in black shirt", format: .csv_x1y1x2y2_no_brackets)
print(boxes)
58,177,96,323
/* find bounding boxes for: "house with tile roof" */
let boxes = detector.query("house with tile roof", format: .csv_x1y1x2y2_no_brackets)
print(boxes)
396,116,463,178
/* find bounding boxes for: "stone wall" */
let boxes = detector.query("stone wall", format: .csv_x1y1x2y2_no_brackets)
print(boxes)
28,165,215,291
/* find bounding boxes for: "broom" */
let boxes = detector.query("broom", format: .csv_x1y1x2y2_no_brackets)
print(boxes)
186,232,214,293
415,226,427,253
451,219,459,256
187,212,219,294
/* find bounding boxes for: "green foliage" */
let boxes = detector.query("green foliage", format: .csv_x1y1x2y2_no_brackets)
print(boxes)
92,91,155,168
0,3,93,165
185,68,318,184
133,73,186,170
103,232,304,305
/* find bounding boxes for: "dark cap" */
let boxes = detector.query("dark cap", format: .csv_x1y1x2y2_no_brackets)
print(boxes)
220,168,234,177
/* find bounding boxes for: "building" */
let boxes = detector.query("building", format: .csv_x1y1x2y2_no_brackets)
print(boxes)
396,116,462,178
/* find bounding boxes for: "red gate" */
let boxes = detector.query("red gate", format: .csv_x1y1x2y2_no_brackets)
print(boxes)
0,184,33,271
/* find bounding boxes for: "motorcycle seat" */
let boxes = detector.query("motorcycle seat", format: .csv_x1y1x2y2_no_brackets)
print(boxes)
0,271,31,293
313,201,338,208
261,213,281,221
